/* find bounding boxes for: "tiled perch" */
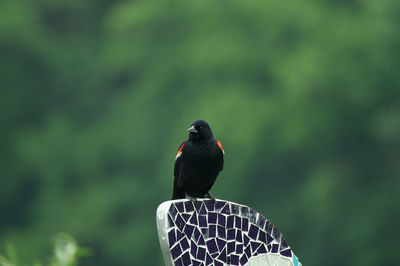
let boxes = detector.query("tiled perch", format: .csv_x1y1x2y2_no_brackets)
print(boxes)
157,199,302,266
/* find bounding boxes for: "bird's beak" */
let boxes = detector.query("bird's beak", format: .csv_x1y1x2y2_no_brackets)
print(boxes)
187,125,198,133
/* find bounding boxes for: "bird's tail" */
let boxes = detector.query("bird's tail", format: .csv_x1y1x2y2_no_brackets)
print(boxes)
172,185,184,200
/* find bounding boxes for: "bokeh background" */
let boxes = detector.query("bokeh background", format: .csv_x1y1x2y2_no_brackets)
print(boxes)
1,0,400,265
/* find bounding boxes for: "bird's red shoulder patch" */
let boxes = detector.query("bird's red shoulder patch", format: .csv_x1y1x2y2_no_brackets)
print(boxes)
175,143,186,160
216,140,224,154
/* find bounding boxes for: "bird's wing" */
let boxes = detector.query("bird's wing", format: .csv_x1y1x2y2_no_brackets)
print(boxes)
172,142,187,199
216,140,224,154
175,142,186,161
216,139,224,171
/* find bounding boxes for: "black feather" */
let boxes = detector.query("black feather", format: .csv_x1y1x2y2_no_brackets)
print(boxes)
172,120,224,199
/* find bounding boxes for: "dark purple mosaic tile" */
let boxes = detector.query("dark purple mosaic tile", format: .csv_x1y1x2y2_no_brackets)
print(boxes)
182,251,191,265
201,228,209,238
236,243,243,254
240,254,248,265
257,244,267,254
217,225,226,239
184,201,194,212
227,228,235,240
204,200,215,212
190,240,197,257
217,247,227,262
227,215,234,229
180,237,189,251
179,237,189,252
280,248,292,257
168,214,175,228
271,243,279,253
209,224,216,238
197,247,206,260
206,239,218,254
192,259,202,266
216,238,226,251
189,213,198,225
205,253,213,265
192,227,201,242
214,260,223,266
244,245,251,258
227,241,235,254
235,216,242,229
198,215,207,228
175,214,185,231
258,230,266,243
243,234,250,247
208,212,217,224
215,201,226,211
272,227,281,243
198,235,205,246
236,230,242,242
242,218,249,232
199,203,207,215
175,202,184,212
250,241,261,254
165,200,298,266
182,213,191,222
176,229,184,242
168,229,176,247
194,201,202,212
171,243,182,259
266,233,273,245
248,224,259,240
221,204,230,214
174,257,183,266
230,254,239,265
169,204,178,219
217,214,226,227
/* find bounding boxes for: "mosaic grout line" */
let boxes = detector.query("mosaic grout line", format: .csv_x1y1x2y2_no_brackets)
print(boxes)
158,199,302,266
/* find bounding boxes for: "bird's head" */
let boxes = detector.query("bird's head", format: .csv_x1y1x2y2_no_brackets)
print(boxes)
188,120,213,141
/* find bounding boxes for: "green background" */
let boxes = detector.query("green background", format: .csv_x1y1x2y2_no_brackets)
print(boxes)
1,0,399,265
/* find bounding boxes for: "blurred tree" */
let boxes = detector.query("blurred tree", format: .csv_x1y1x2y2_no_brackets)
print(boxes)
1,0,399,265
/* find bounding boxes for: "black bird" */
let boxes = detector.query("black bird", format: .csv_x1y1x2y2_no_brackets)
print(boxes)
172,120,224,200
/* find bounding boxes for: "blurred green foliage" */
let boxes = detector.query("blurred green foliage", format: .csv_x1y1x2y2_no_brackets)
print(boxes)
1,0,399,265
0,234,88,266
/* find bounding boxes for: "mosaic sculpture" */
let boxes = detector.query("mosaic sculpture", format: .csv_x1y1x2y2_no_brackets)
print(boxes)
157,199,302,266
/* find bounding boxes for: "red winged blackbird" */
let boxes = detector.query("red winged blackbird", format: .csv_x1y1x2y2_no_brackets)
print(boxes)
172,120,224,200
